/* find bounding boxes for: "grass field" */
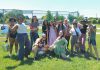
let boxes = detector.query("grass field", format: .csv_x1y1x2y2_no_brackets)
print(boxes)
0,25,100,70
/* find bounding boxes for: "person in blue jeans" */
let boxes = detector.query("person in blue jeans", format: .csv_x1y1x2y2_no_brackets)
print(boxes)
30,16,39,48
9,16,31,61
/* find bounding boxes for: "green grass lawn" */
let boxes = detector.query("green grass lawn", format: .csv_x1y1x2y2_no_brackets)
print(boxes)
96,24,100,28
97,29,100,33
0,34,100,70
0,25,100,70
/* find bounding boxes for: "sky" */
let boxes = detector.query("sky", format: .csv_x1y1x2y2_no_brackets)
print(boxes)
0,0,100,18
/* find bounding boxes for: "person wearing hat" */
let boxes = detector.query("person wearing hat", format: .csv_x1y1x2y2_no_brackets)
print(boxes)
32,33,49,60
6,17,18,57
79,20,88,53
9,16,31,61
70,19,81,56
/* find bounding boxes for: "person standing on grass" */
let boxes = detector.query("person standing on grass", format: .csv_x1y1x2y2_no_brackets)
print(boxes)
30,16,39,48
9,16,31,61
63,19,71,49
42,20,49,44
6,17,18,57
88,21,99,60
48,21,57,46
56,20,65,36
70,19,81,56
79,20,88,53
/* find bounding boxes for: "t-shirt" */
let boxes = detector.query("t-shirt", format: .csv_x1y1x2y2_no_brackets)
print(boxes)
57,24,65,33
70,27,81,36
30,22,39,33
16,23,27,33
80,24,88,34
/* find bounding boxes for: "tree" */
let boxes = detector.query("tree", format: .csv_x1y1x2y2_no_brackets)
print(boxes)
98,18,100,24
41,16,47,20
58,16,65,21
92,19,97,24
76,15,84,22
68,14,76,24
0,13,4,23
4,10,23,23
54,11,64,21
46,11,54,22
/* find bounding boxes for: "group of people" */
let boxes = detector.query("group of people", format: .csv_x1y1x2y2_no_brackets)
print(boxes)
6,15,99,61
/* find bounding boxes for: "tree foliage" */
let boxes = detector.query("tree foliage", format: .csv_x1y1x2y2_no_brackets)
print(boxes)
68,14,76,24
46,11,54,22
4,10,23,23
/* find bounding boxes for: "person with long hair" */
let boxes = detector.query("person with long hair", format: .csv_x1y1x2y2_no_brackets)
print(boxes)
56,20,65,36
6,17,18,57
42,20,49,44
70,19,81,56
63,19,71,49
30,16,39,48
48,21,57,46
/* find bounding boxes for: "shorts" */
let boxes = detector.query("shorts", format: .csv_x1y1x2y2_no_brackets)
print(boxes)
88,38,96,46
71,35,78,47
9,33,17,39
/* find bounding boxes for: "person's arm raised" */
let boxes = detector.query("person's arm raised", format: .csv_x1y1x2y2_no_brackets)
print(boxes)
9,24,18,32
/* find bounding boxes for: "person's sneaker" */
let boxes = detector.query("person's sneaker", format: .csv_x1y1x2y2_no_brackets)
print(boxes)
67,55,70,58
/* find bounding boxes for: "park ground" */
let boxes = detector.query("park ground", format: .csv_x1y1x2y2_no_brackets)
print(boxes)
0,24,100,70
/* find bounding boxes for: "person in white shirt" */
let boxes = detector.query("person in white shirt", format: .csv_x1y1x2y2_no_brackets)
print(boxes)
9,16,31,61
70,19,81,56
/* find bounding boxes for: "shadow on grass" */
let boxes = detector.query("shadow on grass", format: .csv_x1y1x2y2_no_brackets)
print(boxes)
3,55,18,61
6,66,17,70
6,58,34,70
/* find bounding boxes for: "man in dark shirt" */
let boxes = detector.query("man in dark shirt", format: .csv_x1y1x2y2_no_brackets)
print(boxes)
80,20,88,53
